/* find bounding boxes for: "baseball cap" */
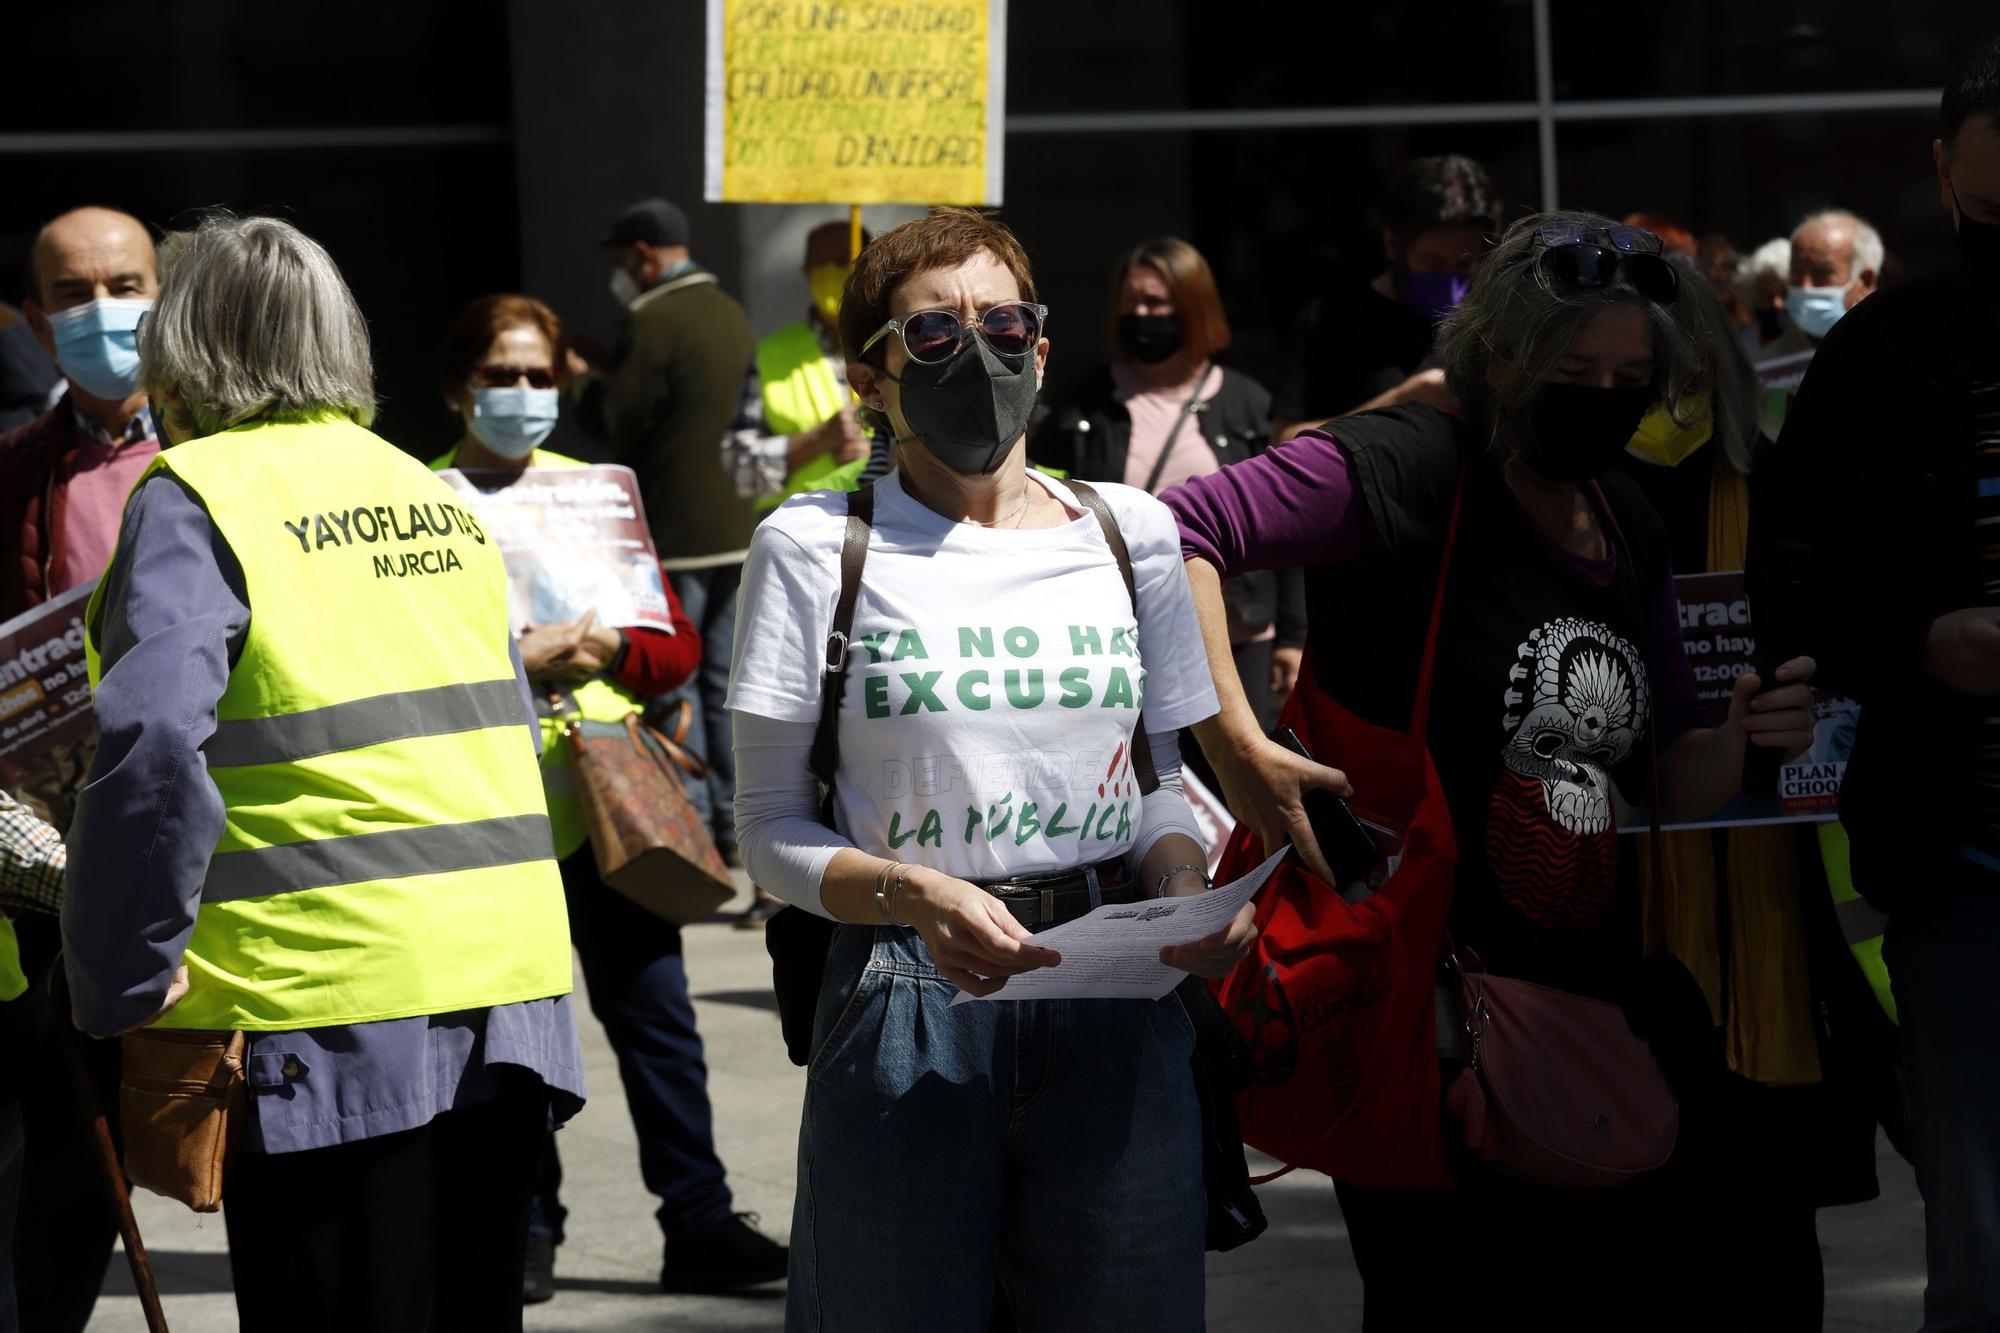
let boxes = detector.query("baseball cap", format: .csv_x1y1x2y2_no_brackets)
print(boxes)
601,198,690,249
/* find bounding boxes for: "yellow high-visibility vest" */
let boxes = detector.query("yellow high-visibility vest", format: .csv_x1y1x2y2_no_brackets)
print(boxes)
88,416,571,1031
431,446,647,858
754,321,850,511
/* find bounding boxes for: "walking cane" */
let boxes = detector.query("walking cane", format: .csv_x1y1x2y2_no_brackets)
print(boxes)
63,1028,169,1333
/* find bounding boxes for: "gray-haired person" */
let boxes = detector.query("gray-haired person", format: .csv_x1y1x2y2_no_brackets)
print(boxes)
1165,211,1823,1327
61,214,585,1333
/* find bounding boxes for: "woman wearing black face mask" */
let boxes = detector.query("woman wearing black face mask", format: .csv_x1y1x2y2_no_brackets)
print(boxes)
726,209,1250,1331
1167,211,1822,1328
1029,238,1304,732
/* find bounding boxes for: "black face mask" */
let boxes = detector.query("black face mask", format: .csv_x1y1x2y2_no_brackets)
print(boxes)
1119,312,1183,365
1953,186,2000,303
889,332,1038,475
1521,382,1654,483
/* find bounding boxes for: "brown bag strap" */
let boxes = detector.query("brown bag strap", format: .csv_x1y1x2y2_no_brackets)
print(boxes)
1063,478,1159,797
631,713,708,782
811,484,875,789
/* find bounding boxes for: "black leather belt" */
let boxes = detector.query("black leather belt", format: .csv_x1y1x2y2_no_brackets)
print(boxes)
975,859,1139,929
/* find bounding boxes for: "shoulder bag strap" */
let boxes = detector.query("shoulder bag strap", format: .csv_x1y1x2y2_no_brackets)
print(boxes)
1064,478,1160,796
1139,364,1218,496
809,484,874,789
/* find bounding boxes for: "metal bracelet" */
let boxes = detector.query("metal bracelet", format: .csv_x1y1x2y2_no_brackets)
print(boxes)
1155,862,1209,898
884,863,914,927
872,862,898,924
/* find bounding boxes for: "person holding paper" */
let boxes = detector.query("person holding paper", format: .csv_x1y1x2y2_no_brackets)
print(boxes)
432,292,788,1302
1167,212,1821,1327
728,208,1250,1331
0,203,163,1333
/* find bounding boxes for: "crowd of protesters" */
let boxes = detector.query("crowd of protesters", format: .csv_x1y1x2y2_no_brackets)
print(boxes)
0,32,1996,1333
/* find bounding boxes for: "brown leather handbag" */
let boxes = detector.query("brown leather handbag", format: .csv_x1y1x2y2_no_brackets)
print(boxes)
562,696,734,925
119,1028,248,1213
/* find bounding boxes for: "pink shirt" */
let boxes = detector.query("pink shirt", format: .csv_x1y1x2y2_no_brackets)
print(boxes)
52,429,160,594
1116,360,1222,495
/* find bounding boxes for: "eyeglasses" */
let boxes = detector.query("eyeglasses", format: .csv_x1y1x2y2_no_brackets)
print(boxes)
471,365,560,389
860,301,1049,365
1531,223,1679,304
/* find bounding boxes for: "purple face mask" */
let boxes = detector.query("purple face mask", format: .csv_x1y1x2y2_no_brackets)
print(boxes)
1402,269,1472,325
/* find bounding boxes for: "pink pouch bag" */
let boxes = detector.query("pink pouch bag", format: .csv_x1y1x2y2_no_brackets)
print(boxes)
1443,951,1679,1189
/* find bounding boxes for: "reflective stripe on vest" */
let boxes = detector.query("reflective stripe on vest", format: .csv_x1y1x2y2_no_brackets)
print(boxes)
1818,821,1896,1025
89,416,571,1031
206,678,525,767
427,447,644,858
754,321,849,512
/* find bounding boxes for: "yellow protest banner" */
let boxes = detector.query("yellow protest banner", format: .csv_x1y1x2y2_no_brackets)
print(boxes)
703,0,1007,205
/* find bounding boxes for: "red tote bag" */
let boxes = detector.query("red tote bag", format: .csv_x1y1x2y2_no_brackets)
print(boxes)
1211,477,1464,1190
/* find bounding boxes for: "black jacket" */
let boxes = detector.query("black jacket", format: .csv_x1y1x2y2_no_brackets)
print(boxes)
1750,259,1999,910
1030,365,1303,643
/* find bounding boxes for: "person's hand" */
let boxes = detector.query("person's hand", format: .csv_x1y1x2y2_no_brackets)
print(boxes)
1724,655,1819,760
899,868,1061,997
560,621,623,680
1925,608,2000,697
790,406,867,472
519,612,601,682
1209,734,1352,884
1269,645,1302,703
133,965,189,1032
1161,900,1258,979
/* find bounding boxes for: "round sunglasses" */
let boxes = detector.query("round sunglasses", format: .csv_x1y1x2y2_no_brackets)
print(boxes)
1531,223,1679,304
860,301,1049,365
470,365,560,389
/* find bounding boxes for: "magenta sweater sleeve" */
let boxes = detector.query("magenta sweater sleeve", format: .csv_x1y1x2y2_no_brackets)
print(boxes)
1163,429,1383,576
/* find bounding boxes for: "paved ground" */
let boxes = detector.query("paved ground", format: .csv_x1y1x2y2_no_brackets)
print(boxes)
90,879,1926,1331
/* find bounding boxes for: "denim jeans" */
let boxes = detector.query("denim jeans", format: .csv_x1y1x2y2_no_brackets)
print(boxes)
787,923,1206,1333
665,564,742,848
1886,856,2000,1332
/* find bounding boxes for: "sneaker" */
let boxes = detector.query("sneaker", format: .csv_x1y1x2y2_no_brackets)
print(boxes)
733,892,782,931
659,1213,788,1293
523,1231,556,1305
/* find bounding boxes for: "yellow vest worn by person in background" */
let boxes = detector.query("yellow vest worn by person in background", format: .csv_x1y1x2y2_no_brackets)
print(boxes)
431,446,646,859
753,320,851,511
87,416,572,1031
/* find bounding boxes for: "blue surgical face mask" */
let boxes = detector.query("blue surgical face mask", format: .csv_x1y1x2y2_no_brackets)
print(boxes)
1785,281,1854,340
468,386,559,459
46,297,152,400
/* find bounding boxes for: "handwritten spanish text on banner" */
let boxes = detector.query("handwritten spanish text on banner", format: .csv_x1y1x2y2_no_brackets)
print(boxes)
704,0,1007,205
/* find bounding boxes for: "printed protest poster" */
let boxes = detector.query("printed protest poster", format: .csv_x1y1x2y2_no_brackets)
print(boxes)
704,0,1007,204
437,465,677,634
1618,569,1856,831
0,580,98,830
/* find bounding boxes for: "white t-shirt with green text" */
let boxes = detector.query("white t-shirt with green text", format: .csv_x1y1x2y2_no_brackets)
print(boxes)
727,472,1218,882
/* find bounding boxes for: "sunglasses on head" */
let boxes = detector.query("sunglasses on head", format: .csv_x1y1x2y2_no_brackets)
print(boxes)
471,365,560,389
860,301,1048,365
1532,223,1679,304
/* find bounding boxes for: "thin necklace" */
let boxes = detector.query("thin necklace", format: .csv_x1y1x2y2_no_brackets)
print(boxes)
968,481,1032,529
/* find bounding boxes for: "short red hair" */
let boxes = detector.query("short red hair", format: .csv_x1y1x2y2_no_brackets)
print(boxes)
839,208,1038,365
1622,213,1698,258
438,293,567,403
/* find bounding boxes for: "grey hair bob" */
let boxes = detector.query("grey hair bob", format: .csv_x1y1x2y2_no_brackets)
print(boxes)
140,213,375,438
1439,210,1706,466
